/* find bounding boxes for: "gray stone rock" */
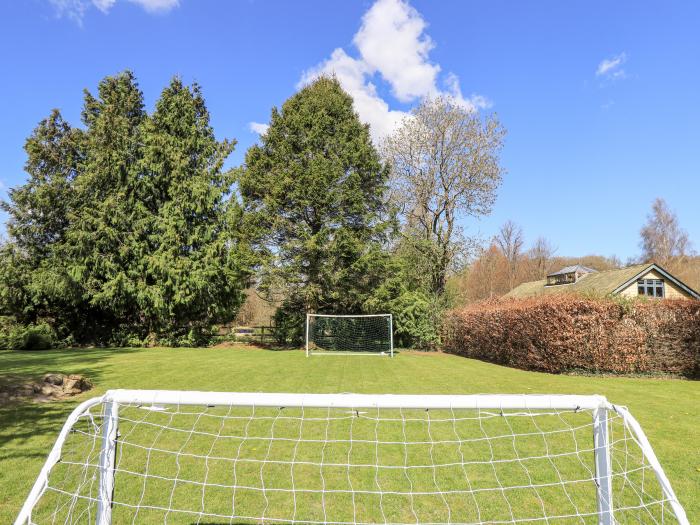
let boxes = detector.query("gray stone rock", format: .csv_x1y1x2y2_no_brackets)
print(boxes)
43,374,64,386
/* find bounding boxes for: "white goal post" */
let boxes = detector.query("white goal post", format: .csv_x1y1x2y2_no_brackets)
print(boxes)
16,390,689,525
306,313,394,357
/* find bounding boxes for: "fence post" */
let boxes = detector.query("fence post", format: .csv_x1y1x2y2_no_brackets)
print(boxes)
593,406,613,525
97,400,119,525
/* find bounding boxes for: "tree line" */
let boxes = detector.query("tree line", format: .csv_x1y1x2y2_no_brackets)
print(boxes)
0,72,505,349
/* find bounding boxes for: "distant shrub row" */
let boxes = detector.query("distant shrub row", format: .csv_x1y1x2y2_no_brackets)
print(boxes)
442,295,700,377
0,315,232,351
0,317,62,350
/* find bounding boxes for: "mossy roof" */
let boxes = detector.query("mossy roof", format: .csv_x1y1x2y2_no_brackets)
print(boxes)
506,264,652,299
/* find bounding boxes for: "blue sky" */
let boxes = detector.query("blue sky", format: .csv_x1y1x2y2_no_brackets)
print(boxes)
1,0,698,261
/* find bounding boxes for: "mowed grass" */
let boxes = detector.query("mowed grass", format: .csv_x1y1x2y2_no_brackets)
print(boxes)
1,346,698,524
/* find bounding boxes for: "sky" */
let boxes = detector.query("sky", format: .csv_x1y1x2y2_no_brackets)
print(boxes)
1,0,698,261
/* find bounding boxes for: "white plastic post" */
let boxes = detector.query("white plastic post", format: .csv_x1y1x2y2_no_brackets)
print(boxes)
305,313,310,357
389,314,394,357
593,406,613,525
96,400,119,525
13,396,106,525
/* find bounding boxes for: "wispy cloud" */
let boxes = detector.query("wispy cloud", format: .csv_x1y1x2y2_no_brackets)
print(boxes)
249,122,269,136
292,0,490,143
596,52,627,79
48,0,178,24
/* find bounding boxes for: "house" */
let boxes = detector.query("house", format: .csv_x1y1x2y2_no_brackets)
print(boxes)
506,262,700,300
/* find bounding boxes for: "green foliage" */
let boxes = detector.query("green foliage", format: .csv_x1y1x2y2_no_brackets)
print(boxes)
133,78,246,334
0,317,59,350
390,291,441,349
272,300,306,346
238,77,393,315
364,244,444,349
0,72,249,344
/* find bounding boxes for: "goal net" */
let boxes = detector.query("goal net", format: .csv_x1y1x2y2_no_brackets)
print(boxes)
306,314,393,356
16,391,688,525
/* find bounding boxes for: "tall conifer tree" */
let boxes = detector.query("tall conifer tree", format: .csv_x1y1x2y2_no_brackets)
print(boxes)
239,77,393,329
138,78,246,334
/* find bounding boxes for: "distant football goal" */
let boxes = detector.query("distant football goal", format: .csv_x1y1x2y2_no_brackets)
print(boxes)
306,313,393,356
15,391,688,524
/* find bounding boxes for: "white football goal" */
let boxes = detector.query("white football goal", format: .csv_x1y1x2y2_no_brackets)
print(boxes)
16,390,688,524
306,314,393,356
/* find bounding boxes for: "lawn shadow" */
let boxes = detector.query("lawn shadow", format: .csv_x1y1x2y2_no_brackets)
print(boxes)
0,399,85,462
230,342,303,352
0,347,139,378
0,347,140,462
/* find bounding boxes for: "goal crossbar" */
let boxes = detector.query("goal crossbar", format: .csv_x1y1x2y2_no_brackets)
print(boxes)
15,390,689,525
107,390,610,409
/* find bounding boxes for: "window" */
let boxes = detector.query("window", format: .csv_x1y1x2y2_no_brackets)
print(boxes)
547,273,575,286
637,279,664,298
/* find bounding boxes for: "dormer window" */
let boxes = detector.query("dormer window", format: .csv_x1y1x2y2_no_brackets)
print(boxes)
546,265,597,286
547,272,575,285
638,279,664,298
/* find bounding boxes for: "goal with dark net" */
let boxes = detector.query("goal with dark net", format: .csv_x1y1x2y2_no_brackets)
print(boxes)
15,391,689,525
306,314,393,356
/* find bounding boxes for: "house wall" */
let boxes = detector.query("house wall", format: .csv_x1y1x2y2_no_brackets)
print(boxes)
617,269,692,299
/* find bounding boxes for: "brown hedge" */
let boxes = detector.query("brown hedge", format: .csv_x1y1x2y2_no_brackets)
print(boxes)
442,295,700,377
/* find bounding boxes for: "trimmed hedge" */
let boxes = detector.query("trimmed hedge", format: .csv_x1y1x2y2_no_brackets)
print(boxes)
442,295,700,377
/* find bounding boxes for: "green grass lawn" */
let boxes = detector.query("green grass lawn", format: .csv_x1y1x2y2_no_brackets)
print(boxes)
1,346,698,524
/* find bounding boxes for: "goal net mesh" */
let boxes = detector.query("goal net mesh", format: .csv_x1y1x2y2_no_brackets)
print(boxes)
307,315,391,354
22,395,686,524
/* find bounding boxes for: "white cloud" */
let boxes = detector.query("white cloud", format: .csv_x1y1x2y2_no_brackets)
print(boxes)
353,0,439,102
92,0,116,13
249,122,270,135
48,0,90,23
596,52,627,79
48,0,178,23
300,48,407,140
444,72,492,112
298,0,490,143
129,0,179,13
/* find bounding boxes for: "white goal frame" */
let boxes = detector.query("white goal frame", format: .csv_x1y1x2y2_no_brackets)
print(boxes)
305,313,394,357
15,390,689,525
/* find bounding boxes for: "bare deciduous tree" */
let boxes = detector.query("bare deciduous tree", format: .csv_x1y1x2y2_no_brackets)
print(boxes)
384,97,505,296
639,198,692,266
495,220,524,290
528,237,556,279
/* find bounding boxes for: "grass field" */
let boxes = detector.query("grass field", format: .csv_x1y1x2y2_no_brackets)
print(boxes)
1,346,698,523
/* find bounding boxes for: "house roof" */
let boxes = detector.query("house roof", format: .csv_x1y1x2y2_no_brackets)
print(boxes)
506,263,700,299
547,264,597,277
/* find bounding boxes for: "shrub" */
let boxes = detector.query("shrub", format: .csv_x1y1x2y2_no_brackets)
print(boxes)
272,304,305,346
0,318,59,350
391,291,441,349
442,295,700,377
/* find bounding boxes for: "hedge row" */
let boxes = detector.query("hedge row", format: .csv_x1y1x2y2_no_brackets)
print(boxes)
442,295,700,377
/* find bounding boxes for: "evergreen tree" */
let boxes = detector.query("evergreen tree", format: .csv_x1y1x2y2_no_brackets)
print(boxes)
3,110,83,260
1,110,85,327
65,71,147,327
138,78,246,335
0,72,249,345
239,77,393,335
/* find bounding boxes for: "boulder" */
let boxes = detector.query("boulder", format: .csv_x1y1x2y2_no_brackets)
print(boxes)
43,374,64,386
0,373,93,406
